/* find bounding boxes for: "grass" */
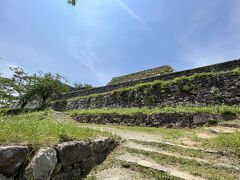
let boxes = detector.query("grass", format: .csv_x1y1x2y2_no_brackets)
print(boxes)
53,67,240,103
68,105,240,116
77,121,240,157
0,110,112,148
126,148,239,180
85,144,178,180
203,132,240,157
121,161,179,180
132,140,223,162
77,122,191,140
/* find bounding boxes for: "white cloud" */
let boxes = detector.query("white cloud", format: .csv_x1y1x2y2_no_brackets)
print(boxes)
66,38,112,85
182,1,240,68
115,0,151,31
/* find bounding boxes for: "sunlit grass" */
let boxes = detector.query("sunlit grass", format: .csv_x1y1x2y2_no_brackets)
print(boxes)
203,132,240,157
0,111,111,148
68,105,240,115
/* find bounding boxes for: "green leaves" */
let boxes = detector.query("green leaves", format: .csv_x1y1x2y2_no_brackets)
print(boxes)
68,0,77,6
0,67,69,109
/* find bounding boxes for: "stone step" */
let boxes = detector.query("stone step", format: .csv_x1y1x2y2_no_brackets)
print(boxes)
124,141,240,172
219,123,240,128
205,126,239,134
95,167,149,180
117,152,206,180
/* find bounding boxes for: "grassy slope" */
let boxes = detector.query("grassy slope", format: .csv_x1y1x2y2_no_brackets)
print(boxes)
0,110,111,148
68,105,240,115
76,121,240,157
204,132,240,156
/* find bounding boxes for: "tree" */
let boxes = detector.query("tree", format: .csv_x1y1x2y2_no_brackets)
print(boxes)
8,67,36,108
73,83,93,90
0,76,15,107
31,73,68,108
68,0,77,6
0,67,69,109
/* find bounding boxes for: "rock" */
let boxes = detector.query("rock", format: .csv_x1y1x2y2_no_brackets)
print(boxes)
164,123,174,128
221,112,238,121
92,137,111,153
95,152,108,164
73,163,81,169
63,166,73,173
80,157,95,172
53,163,62,175
174,121,185,128
193,113,212,125
23,148,57,180
51,169,81,180
0,174,14,180
56,141,92,168
0,146,29,176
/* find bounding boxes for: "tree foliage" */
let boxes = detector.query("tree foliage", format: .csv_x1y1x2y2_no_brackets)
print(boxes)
73,83,93,90
31,73,69,107
0,67,69,109
68,0,77,6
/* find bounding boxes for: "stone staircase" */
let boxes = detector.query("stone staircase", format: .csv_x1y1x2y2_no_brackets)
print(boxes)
51,111,240,179
80,122,240,180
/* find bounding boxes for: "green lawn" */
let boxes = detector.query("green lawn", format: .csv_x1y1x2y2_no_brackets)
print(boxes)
203,132,240,157
0,110,111,148
68,105,240,115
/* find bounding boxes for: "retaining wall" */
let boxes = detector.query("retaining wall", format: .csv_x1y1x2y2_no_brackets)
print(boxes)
0,137,117,180
59,59,240,100
107,65,174,85
52,71,240,111
72,112,238,128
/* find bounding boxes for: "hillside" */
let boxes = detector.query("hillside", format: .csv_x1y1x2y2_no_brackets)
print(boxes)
0,59,240,180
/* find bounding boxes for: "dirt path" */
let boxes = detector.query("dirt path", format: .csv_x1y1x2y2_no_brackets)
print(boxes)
117,153,206,180
52,111,240,180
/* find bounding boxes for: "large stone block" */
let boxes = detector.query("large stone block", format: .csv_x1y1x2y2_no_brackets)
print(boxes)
23,148,57,180
56,141,92,168
0,146,29,176
51,169,81,180
92,137,111,153
193,113,213,125
0,174,14,180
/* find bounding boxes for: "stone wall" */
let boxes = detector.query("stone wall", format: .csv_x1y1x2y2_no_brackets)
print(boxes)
52,71,240,111
59,59,240,100
107,65,174,85
72,112,238,128
0,137,117,180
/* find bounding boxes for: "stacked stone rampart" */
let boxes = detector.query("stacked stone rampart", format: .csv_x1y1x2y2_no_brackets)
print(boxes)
52,71,240,111
0,137,117,180
59,59,240,100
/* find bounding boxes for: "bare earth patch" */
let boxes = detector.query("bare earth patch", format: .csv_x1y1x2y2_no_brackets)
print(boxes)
117,152,206,180
96,167,148,180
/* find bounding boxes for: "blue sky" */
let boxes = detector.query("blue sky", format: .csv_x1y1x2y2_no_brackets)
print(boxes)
0,0,240,86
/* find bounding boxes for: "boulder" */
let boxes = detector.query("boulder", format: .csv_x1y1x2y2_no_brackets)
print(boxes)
80,157,95,172
53,163,62,175
51,169,81,180
0,174,14,180
23,148,57,180
0,146,29,176
193,113,213,125
221,112,238,121
56,141,92,168
92,137,111,153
